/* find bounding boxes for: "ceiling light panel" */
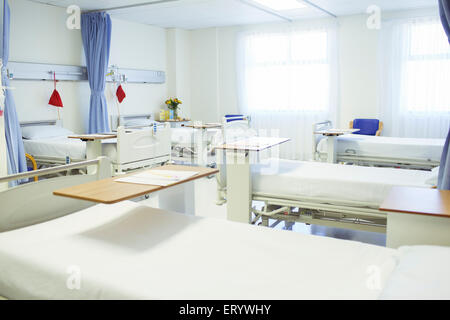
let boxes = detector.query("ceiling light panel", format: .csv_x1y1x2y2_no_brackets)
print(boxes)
251,0,307,11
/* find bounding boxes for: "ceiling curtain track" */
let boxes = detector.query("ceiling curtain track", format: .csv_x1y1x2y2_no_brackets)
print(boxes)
85,0,181,14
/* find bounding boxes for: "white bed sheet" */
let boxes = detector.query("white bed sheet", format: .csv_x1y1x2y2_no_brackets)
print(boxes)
252,159,432,205
0,201,398,300
317,135,445,162
23,137,86,160
23,137,117,161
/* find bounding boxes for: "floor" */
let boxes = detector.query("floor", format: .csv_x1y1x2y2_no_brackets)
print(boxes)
139,174,387,247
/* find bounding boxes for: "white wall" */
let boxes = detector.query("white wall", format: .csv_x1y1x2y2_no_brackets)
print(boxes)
190,28,221,122
9,0,87,133
9,0,168,134
107,18,167,126
337,14,379,127
166,28,192,119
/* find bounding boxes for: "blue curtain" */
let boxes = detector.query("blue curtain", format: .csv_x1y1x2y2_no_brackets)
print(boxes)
438,0,450,189
2,0,27,186
81,12,112,134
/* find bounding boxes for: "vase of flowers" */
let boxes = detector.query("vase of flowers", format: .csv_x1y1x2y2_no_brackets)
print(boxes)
165,98,182,120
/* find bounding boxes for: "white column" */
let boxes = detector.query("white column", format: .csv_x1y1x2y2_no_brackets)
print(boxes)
327,136,337,163
158,181,196,216
387,212,450,249
85,140,103,174
226,149,252,223
195,128,207,167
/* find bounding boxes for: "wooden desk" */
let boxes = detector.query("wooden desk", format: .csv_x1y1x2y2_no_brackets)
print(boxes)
380,187,450,248
313,129,360,163
217,137,291,224
68,134,117,142
182,123,222,129
54,165,218,204
157,119,191,128
313,129,360,137
216,137,291,152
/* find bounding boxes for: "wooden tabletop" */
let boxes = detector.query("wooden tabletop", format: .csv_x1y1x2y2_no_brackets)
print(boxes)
314,129,360,136
157,119,191,123
69,134,117,141
379,187,450,218
215,137,290,152
53,165,218,204
182,123,222,129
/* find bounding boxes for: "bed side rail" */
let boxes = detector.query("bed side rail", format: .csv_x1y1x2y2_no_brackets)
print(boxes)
312,120,333,160
0,157,111,232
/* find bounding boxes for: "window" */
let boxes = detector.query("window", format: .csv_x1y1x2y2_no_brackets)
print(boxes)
403,20,450,113
242,29,331,112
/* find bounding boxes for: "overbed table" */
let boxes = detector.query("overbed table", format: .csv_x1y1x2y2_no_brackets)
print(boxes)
314,129,360,163
69,134,117,174
54,165,218,215
157,119,191,128
182,123,222,167
380,187,450,248
215,137,291,223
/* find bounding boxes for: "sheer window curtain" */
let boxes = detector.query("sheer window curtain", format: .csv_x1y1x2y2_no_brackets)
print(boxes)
236,23,338,160
380,17,450,138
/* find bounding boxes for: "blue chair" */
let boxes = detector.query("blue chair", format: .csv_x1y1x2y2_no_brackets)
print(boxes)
350,119,383,136
224,115,247,123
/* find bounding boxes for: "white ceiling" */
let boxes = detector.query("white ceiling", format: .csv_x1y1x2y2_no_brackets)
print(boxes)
28,0,438,29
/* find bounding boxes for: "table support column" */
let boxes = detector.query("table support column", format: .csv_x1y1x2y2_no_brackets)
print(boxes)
85,140,103,174
387,211,450,248
226,150,252,223
327,136,337,163
158,181,196,216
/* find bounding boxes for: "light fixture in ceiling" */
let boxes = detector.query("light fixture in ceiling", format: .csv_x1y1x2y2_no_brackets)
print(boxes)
251,0,307,11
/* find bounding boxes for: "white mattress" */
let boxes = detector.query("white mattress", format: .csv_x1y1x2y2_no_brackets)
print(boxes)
252,159,432,205
23,137,117,161
0,201,398,300
23,137,87,160
317,135,445,162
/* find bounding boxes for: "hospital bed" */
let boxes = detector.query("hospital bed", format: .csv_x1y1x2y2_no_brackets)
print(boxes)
313,121,444,170
0,167,449,299
21,117,171,174
217,155,438,233
170,115,252,167
170,124,222,166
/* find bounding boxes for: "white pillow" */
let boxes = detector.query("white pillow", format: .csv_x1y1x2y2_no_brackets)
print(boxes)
22,125,74,140
425,166,440,186
123,118,154,127
379,246,450,300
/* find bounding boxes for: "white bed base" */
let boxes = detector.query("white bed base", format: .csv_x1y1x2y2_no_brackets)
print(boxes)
313,121,439,170
0,157,111,233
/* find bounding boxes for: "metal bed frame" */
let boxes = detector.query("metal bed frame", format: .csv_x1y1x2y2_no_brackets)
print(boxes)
0,157,111,233
313,120,440,170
